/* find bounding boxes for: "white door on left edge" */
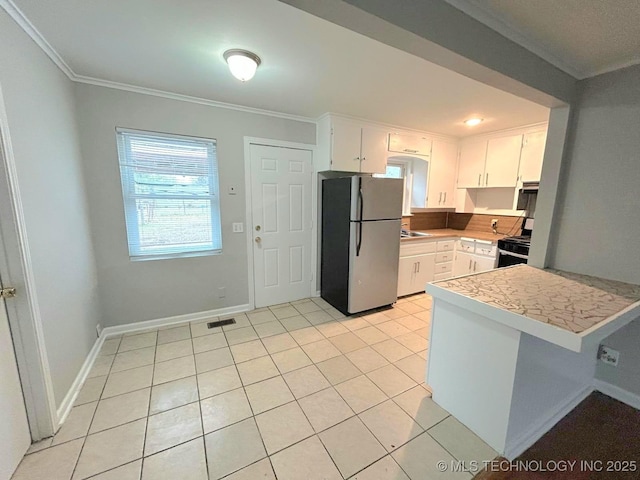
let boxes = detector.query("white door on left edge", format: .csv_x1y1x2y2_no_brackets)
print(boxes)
250,144,312,307
0,282,30,480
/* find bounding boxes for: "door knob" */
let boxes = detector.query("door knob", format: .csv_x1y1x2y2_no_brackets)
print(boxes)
255,237,261,243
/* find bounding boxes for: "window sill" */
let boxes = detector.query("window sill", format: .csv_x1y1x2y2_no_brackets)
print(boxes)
130,249,222,262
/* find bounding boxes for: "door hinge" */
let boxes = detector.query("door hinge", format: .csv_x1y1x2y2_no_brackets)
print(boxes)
0,287,16,299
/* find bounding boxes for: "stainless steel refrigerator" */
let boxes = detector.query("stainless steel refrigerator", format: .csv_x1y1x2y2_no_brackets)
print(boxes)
321,175,403,315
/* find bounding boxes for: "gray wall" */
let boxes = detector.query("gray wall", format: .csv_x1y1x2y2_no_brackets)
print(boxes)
74,84,315,327
549,65,640,396
0,10,100,407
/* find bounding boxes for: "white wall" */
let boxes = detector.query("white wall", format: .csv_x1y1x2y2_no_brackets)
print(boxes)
549,64,640,397
0,10,100,408
74,84,316,327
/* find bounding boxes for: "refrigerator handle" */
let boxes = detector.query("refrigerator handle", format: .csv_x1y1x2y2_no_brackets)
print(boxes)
356,177,363,256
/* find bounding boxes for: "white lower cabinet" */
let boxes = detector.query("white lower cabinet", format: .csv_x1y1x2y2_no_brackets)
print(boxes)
397,253,435,297
453,251,475,277
453,248,497,277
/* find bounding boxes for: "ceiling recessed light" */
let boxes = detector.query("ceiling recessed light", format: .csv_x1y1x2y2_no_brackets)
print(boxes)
223,49,261,82
464,118,484,127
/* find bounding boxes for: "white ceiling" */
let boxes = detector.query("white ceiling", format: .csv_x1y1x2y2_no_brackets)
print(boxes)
447,0,640,79
10,0,549,137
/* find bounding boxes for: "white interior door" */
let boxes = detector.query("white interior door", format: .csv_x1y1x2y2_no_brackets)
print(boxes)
250,144,312,307
0,280,30,480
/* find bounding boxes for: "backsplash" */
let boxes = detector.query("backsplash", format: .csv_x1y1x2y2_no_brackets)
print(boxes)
405,212,447,230
448,213,523,235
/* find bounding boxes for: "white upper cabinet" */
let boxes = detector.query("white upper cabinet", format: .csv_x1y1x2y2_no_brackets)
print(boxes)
427,140,458,208
361,125,390,174
317,115,387,174
388,133,432,156
330,117,363,172
518,130,547,182
457,140,487,188
484,134,522,188
457,133,525,189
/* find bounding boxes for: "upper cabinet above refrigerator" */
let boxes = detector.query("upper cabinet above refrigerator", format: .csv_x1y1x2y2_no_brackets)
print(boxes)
317,114,387,174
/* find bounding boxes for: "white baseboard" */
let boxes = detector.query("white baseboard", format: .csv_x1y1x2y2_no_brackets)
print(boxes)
56,303,250,430
101,304,251,338
314,290,320,297
503,385,593,460
594,379,640,410
55,334,105,429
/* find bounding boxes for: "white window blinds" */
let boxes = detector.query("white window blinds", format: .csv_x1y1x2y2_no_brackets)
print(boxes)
116,129,222,258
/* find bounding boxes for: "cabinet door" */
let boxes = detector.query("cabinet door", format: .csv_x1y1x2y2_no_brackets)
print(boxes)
484,134,522,187
457,140,487,188
453,251,473,277
331,118,362,172
472,254,497,273
413,253,436,293
518,130,547,182
411,157,429,208
398,256,418,297
360,126,389,174
427,140,458,207
388,133,431,156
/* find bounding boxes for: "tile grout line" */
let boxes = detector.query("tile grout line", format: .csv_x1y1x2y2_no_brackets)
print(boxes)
191,326,211,480
137,327,161,479
31,296,433,479
69,332,130,479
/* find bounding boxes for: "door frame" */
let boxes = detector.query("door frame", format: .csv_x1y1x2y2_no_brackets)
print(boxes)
243,137,317,309
0,83,56,440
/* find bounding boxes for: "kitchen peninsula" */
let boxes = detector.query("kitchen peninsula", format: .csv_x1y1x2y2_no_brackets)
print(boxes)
426,265,640,459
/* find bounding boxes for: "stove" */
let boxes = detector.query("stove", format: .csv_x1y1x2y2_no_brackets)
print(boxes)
497,235,531,267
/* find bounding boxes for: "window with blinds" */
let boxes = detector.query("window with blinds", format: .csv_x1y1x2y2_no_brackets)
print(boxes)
116,129,222,259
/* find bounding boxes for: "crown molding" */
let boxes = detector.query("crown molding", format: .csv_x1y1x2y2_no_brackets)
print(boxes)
443,0,585,80
586,58,640,79
0,0,75,79
1,0,316,124
73,74,316,124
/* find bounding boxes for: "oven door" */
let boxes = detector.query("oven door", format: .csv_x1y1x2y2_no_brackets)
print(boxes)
498,249,528,267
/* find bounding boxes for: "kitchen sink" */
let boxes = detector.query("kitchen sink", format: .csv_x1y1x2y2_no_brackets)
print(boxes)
401,231,433,238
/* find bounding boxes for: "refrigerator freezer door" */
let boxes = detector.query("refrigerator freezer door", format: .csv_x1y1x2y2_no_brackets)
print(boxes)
348,219,401,313
350,176,403,221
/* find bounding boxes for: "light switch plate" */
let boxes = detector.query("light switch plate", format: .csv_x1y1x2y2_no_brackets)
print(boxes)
232,222,244,233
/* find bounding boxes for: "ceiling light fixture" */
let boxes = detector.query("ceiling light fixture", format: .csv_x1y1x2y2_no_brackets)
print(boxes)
223,49,261,82
464,118,484,127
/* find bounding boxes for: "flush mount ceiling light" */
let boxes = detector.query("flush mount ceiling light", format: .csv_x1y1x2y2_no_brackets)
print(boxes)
464,117,484,127
223,49,261,82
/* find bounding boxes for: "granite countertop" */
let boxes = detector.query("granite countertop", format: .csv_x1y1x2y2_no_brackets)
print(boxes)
433,265,640,334
401,228,507,243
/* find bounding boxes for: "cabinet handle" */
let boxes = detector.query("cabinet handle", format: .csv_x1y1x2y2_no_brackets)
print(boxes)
417,261,420,273
438,192,442,204
354,157,360,161
486,173,489,186
403,149,418,153
469,259,472,270
362,156,366,161
474,261,477,271
478,174,481,186
414,262,417,273
443,192,447,203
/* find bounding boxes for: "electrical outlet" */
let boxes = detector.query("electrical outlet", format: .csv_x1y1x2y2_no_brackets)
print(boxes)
218,287,226,298
491,219,498,229
598,345,619,366
232,222,244,233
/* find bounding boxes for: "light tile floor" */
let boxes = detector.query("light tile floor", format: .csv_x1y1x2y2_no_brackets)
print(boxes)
15,294,497,480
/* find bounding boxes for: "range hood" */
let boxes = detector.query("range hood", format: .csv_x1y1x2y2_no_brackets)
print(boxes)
517,182,539,211
519,182,539,194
